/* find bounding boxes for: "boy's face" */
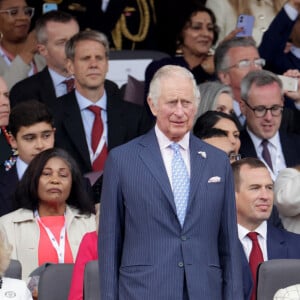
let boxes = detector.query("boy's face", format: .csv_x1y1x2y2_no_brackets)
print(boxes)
10,122,55,164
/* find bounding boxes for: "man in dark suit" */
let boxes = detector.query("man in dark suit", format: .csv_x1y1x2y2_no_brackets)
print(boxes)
232,157,300,300
259,0,300,75
99,65,243,299
0,100,55,216
53,30,152,200
0,76,12,167
239,69,300,181
10,10,79,111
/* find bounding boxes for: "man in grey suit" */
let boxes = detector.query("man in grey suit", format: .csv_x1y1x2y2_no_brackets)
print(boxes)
98,65,243,299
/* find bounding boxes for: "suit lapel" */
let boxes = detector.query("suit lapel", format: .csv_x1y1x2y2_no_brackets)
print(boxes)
267,225,288,259
188,135,209,205
40,68,57,112
61,92,92,170
138,130,175,212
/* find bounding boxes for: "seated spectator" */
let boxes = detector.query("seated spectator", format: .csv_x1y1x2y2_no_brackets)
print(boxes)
206,0,285,46
0,148,96,280
68,206,99,300
201,127,241,163
232,157,300,300
0,76,13,166
0,0,45,89
0,100,55,216
144,3,218,113
0,226,33,299
274,165,300,233
274,284,300,299
259,0,300,75
196,81,234,119
193,110,241,154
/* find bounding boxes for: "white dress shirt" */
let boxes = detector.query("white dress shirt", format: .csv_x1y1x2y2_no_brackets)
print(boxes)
154,125,191,189
76,90,108,164
238,221,268,261
247,129,286,180
48,68,73,97
16,157,28,180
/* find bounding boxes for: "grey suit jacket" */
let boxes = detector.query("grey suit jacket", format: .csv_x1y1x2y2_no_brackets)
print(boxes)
98,129,243,300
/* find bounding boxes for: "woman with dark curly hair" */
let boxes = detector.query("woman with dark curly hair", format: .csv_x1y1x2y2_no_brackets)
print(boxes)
0,148,96,280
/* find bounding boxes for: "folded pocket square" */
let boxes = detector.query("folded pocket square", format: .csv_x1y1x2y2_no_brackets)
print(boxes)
208,176,221,183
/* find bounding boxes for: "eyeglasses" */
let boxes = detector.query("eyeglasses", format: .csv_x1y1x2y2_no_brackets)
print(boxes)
226,58,265,70
228,152,241,162
244,101,284,117
0,7,35,19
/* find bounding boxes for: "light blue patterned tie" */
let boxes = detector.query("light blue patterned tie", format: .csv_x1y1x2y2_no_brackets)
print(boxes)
170,143,190,227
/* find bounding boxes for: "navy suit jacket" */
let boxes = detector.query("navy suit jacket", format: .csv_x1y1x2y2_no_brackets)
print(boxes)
259,8,300,74
239,129,300,168
99,129,244,299
0,165,18,216
241,224,300,300
53,80,153,174
0,131,12,167
9,67,57,113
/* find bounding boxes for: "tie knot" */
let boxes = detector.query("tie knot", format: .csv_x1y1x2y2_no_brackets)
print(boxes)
247,232,259,242
88,105,101,115
261,139,269,147
170,143,180,153
63,78,74,92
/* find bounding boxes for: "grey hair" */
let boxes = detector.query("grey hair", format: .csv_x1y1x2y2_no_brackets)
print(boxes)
214,37,257,73
148,65,200,108
240,69,283,102
65,30,110,60
0,226,12,277
196,81,233,117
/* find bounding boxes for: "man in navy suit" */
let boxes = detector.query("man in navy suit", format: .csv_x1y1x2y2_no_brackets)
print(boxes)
239,69,300,181
259,0,300,75
0,76,11,167
232,157,300,300
98,65,243,299
10,10,79,111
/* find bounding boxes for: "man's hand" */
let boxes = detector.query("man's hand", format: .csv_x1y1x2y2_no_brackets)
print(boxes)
282,69,300,103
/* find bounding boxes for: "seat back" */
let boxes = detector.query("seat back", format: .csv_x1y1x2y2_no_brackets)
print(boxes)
83,260,100,300
5,259,22,279
257,259,300,300
107,50,169,87
38,263,74,300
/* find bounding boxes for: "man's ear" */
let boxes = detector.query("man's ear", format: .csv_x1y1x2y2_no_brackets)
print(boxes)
9,135,18,150
37,44,47,57
66,59,74,75
218,71,231,85
147,98,157,117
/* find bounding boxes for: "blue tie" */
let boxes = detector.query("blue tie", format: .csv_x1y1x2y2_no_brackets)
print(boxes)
170,143,190,227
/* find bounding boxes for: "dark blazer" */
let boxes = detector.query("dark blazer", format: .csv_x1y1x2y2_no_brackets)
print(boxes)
9,67,57,112
0,165,18,216
99,129,244,299
239,129,300,168
0,131,12,167
259,8,300,75
241,224,300,300
54,80,153,174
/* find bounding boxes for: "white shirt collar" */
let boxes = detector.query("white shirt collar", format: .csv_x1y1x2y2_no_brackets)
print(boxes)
16,157,28,180
75,90,107,111
238,221,267,241
154,124,190,151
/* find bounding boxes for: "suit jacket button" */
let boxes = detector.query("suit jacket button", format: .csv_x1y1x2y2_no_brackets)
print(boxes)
181,236,187,241
178,262,184,267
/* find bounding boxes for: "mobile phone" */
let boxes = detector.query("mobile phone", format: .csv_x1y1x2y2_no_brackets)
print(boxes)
278,75,298,92
236,14,255,37
42,3,58,14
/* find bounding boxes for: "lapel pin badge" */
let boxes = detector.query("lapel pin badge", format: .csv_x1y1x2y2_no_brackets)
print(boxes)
198,151,207,158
